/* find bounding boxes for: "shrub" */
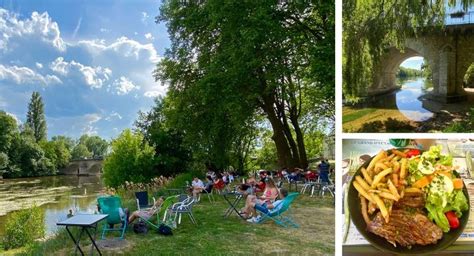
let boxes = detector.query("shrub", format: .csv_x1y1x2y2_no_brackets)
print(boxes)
3,206,45,250
165,170,204,188
103,129,156,187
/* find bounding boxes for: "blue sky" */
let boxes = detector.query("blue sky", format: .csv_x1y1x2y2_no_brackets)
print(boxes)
0,0,170,139
400,57,424,70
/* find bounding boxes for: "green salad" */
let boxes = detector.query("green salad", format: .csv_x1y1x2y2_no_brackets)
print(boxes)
407,145,469,232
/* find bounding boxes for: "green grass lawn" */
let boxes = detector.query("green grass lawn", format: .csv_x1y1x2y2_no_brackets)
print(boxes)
10,188,335,255
342,108,377,124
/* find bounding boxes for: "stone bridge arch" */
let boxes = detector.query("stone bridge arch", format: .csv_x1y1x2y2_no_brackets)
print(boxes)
60,159,103,176
370,31,474,103
371,39,435,95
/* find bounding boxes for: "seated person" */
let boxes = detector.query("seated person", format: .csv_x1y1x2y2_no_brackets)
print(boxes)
238,177,256,196
306,170,317,181
246,188,288,223
288,168,302,182
128,196,164,224
213,174,225,191
222,173,229,185
203,176,214,193
240,178,279,218
191,177,205,200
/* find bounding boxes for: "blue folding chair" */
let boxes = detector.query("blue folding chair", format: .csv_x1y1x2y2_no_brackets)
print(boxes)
256,192,299,228
135,191,156,210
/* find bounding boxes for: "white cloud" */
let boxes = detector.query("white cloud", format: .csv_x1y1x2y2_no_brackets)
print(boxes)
99,28,109,33
0,64,62,85
50,57,112,88
144,90,162,98
141,12,149,24
0,8,66,52
35,62,43,69
82,113,102,135
113,76,139,95
105,111,122,121
144,33,154,41
77,36,160,63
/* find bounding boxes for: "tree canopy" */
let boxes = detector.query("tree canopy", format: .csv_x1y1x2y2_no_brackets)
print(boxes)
103,129,156,187
26,92,47,142
0,93,108,178
156,0,334,169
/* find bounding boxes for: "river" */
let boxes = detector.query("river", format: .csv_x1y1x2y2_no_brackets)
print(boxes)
343,77,434,132
0,175,104,237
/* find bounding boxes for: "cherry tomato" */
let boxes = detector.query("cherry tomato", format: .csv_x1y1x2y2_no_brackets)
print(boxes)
445,211,460,229
406,149,421,158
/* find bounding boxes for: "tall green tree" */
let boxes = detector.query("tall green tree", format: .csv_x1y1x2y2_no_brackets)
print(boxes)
26,92,47,142
0,111,18,153
78,135,108,158
103,129,155,187
71,144,92,160
156,0,334,169
51,135,75,151
135,98,192,176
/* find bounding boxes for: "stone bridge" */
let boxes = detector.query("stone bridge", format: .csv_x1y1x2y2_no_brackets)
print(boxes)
60,159,103,176
370,25,474,103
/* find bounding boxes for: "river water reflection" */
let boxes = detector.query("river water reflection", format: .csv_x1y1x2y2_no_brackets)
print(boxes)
370,78,434,121
0,175,104,236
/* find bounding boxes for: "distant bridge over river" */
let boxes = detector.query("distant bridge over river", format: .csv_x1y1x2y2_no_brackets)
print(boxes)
59,159,103,176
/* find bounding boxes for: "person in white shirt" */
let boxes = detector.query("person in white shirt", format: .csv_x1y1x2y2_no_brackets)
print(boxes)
191,177,205,201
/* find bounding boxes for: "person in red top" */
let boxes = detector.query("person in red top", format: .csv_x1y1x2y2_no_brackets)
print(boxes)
213,174,225,192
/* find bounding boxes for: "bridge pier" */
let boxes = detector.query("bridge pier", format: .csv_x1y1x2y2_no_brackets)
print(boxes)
425,45,467,103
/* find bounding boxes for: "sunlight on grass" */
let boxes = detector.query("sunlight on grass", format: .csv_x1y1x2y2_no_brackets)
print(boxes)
18,190,335,256
342,108,377,124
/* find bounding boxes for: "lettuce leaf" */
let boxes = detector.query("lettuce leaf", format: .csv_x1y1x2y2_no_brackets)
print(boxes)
444,190,469,217
426,203,450,232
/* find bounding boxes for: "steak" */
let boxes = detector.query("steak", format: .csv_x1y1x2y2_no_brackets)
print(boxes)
394,194,425,209
367,209,443,247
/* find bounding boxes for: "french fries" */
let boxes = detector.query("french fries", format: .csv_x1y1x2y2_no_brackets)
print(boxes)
372,193,389,222
360,196,371,225
361,167,373,185
367,150,387,173
400,158,407,179
353,180,375,203
352,148,414,225
371,168,392,188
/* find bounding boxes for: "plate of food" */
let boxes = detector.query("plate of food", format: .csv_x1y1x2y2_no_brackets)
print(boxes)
348,146,470,254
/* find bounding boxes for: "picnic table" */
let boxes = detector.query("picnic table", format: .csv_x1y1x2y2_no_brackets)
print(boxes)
57,214,108,256
222,191,245,219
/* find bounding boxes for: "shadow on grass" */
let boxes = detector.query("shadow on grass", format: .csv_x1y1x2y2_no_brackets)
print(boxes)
356,118,415,133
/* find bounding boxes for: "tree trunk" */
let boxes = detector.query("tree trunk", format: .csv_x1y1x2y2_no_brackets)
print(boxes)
275,95,300,165
290,115,308,168
261,94,295,168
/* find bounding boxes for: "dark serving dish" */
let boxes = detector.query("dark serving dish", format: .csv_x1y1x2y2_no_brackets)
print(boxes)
348,149,470,255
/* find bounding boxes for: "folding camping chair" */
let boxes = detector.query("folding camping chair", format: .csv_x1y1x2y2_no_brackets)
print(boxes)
135,191,156,210
97,196,127,239
255,192,299,228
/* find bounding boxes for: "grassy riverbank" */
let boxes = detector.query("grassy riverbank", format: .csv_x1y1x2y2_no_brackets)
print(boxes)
3,188,335,255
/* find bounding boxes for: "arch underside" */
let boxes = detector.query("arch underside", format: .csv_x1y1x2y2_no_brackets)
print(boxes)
370,35,474,103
